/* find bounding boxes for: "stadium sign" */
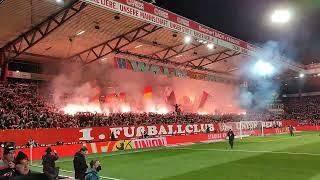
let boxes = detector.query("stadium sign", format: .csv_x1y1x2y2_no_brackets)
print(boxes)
0,120,299,146
80,123,215,140
85,0,258,56
218,121,283,132
114,57,237,84
134,137,167,149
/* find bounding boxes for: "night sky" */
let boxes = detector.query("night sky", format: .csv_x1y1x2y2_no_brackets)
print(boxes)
145,0,320,64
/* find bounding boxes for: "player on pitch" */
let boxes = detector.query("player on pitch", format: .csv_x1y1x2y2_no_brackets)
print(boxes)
289,125,294,136
226,129,235,149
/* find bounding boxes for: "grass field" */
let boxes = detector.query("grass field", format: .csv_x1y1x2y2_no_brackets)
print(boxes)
32,131,320,180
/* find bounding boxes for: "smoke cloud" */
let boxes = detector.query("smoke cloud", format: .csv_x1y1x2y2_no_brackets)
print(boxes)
49,58,243,115
238,41,285,111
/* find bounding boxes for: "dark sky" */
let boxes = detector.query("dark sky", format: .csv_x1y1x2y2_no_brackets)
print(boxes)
146,0,320,64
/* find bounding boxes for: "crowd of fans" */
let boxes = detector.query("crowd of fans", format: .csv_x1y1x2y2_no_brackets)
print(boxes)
0,80,319,130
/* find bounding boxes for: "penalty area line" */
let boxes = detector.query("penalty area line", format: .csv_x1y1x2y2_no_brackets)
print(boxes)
173,147,320,156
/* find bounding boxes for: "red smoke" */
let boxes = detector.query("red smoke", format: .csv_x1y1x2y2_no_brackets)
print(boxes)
50,60,244,115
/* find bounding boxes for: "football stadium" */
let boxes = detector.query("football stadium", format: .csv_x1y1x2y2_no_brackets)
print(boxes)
1,0,320,179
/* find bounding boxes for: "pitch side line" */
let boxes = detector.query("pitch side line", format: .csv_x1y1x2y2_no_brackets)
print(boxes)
173,147,320,156
31,164,121,180
35,147,166,164
250,135,307,143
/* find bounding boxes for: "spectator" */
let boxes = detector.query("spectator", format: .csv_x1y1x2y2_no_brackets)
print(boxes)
85,160,101,180
42,147,59,179
0,142,16,176
12,151,30,177
73,146,88,180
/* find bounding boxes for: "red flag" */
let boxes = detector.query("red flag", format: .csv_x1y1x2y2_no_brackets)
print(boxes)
119,92,126,101
105,93,117,102
183,96,191,105
198,91,209,109
167,91,176,106
144,86,152,99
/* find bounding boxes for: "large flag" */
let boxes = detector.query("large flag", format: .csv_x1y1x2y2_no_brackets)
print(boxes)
183,96,191,105
105,93,117,103
143,86,152,99
198,91,209,109
119,92,126,101
167,91,176,106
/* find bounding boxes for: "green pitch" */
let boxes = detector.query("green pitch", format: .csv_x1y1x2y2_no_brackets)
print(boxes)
32,131,320,180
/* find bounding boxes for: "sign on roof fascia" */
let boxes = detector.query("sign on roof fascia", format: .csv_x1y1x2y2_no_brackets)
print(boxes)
82,0,305,72
82,0,255,55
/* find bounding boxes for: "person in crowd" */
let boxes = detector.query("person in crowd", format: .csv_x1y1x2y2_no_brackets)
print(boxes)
11,151,51,180
73,146,88,180
0,143,16,176
110,132,115,141
206,126,210,133
12,151,31,177
226,129,235,149
174,104,181,115
142,131,148,139
42,147,59,179
85,160,101,180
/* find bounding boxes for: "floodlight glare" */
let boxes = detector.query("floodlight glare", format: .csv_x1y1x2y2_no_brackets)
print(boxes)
207,43,214,50
184,36,192,44
299,73,305,78
253,60,275,76
271,9,291,24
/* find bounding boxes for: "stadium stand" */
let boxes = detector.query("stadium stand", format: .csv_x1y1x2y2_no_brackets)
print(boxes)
0,80,318,131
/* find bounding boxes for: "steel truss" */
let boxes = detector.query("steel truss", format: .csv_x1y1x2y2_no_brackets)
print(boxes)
149,43,202,62
0,0,87,62
184,50,241,69
118,50,227,74
70,24,161,65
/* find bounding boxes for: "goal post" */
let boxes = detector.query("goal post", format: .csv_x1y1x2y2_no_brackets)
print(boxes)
261,121,264,137
30,144,33,165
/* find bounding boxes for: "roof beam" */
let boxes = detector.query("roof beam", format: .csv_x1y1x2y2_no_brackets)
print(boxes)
69,23,161,65
182,50,230,65
150,43,202,61
198,51,241,68
0,0,87,63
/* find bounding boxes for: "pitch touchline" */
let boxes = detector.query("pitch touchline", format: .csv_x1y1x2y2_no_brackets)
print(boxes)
252,135,306,143
53,147,165,164
31,164,121,180
174,147,320,156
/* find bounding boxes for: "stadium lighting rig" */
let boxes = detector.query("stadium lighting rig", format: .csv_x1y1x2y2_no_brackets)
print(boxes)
299,73,305,78
135,45,143,48
184,36,192,44
76,30,85,36
271,9,291,24
207,43,214,50
253,60,275,77
56,0,64,4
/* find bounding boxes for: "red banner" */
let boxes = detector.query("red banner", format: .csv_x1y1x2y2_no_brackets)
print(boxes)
1,121,314,147
14,125,320,160
1,124,215,146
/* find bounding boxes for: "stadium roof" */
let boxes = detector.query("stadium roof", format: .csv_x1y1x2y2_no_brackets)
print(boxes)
0,0,311,82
